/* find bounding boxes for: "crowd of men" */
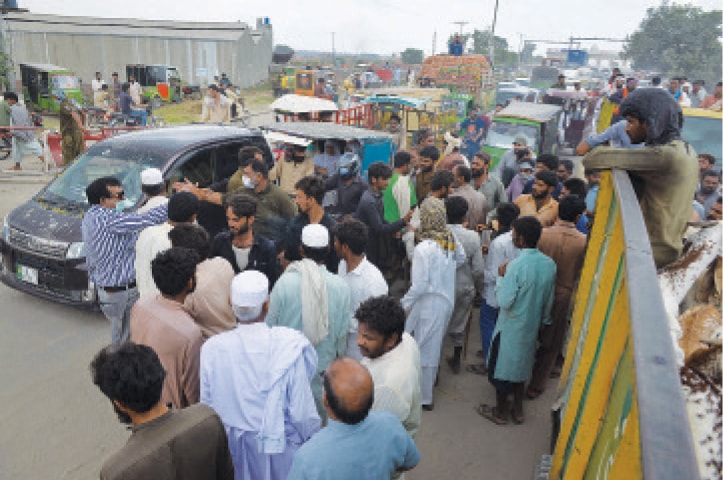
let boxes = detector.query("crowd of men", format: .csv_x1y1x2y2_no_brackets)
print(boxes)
78,75,717,478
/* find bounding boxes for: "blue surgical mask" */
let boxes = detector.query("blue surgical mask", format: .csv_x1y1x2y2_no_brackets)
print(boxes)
115,199,134,212
242,175,257,189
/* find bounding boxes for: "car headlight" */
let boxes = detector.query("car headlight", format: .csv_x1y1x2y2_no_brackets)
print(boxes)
66,241,86,259
1,216,9,243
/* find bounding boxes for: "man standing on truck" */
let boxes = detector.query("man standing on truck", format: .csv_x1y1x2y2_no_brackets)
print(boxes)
583,87,698,268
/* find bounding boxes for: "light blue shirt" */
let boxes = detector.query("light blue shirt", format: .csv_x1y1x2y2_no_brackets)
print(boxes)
492,248,556,382
288,411,421,480
266,266,350,418
585,119,643,150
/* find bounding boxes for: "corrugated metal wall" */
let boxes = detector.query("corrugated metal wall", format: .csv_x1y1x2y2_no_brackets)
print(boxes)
4,16,272,89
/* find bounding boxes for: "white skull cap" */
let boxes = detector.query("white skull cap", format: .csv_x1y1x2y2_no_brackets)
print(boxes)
302,224,329,248
230,270,269,308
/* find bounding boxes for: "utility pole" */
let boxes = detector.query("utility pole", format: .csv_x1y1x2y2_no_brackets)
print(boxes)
331,32,335,67
432,30,436,56
489,0,500,68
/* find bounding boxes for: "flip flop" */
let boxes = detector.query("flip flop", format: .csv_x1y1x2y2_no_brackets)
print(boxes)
511,412,524,425
475,403,508,425
466,363,488,375
526,387,543,400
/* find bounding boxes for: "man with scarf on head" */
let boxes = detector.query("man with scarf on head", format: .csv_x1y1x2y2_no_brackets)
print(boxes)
269,144,315,195
266,224,351,421
583,87,698,268
401,197,465,411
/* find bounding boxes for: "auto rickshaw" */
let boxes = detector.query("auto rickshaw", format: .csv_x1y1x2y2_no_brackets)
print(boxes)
681,106,723,167
125,64,183,108
19,63,83,113
482,102,563,171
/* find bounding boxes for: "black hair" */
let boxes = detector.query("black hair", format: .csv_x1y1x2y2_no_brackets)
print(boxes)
419,145,440,161
535,169,558,187
367,161,392,181
302,245,329,264
168,224,211,261
121,82,130,92
101,84,109,90
246,158,269,177
431,169,455,191
389,114,402,123
559,159,574,173
141,184,163,197
393,151,412,168
698,153,715,166
3,92,18,102
455,165,472,183
497,202,520,229
445,196,469,224
563,178,587,197
701,169,720,181
167,191,200,223
294,175,326,204
86,176,121,205
651,77,661,86
151,248,200,296
225,193,257,218
355,295,405,346
536,153,560,171
90,342,166,415
512,216,542,248
474,151,491,165
332,218,368,256
323,366,373,425
558,194,586,222
238,146,263,167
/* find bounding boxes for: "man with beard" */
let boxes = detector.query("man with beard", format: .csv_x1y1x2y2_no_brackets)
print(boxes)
266,224,351,420
415,146,439,200
130,248,204,409
90,343,234,480
583,87,698,268
471,151,507,218
695,170,721,218
521,154,563,200
357,295,422,438
283,175,337,271
556,159,574,183
708,197,722,221
355,162,413,271
450,165,487,230
514,170,559,227
209,194,278,286
267,144,315,194
494,135,531,187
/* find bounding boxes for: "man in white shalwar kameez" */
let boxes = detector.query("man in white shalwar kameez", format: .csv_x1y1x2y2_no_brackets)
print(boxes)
402,197,464,410
200,271,321,480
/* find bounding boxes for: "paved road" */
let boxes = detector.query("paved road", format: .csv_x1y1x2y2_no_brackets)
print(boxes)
0,154,563,479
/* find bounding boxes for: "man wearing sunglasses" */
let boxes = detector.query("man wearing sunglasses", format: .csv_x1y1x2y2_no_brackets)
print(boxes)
82,176,168,345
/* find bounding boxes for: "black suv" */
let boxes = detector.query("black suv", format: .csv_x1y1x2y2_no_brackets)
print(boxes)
0,125,271,307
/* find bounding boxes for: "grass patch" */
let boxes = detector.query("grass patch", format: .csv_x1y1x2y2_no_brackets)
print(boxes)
155,100,203,124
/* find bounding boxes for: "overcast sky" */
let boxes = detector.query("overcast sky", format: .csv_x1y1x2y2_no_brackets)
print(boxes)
21,0,721,55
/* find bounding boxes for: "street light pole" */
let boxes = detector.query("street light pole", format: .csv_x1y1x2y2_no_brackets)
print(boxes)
489,0,499,68
331,32,335,66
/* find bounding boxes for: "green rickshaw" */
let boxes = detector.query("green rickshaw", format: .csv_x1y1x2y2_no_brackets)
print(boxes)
20,63,83,113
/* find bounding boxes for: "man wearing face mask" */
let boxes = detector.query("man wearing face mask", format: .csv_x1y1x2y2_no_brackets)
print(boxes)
505,149,534,202
269,144,315,195
209,193,279,287
325,153,368,217
130,248,204,409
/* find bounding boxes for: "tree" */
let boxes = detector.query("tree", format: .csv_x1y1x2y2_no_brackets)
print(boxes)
400,48,424,64
447,29,519,67
622,3,722,85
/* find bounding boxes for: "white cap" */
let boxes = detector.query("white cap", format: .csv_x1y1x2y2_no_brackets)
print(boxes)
302,224,329,248
140,168,163,186
230,270,269,308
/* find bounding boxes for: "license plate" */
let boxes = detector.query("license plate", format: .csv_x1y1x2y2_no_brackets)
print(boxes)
17,264,38,285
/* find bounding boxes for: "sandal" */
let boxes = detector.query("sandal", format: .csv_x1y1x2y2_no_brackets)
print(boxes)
466,363,488,375
474,403,508,425
511,412,525,425
526,387,543,400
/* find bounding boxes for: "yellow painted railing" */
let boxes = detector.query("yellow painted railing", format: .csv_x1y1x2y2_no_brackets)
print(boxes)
548,170,698,479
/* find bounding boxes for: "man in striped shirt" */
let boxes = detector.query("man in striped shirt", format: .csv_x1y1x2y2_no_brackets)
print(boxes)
81,176,168,344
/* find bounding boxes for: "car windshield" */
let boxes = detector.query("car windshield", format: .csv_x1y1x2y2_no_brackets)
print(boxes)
39,146,166,208
485,122,539,150
681,115,722,166
51,75,80,89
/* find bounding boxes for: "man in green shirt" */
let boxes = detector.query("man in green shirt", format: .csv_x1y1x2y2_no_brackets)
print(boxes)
383,151,417,223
